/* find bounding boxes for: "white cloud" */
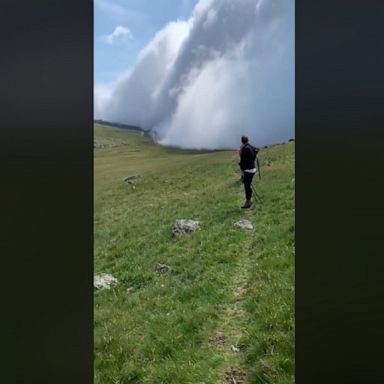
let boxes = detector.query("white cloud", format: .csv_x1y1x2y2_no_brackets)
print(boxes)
94,84,113,120
102,25,133,44
95,0,294,149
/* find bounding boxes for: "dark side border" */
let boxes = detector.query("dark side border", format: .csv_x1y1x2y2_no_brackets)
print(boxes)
1,1,384,383
296,1,384,383
0,1,93,383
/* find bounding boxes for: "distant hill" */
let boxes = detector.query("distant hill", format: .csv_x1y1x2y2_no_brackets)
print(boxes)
94,119,146,133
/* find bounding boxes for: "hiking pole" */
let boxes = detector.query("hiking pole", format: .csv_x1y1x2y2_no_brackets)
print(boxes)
251,183,260,201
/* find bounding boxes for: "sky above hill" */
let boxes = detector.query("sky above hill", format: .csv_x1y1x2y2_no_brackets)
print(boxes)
94,0,197,85
94,0,294,149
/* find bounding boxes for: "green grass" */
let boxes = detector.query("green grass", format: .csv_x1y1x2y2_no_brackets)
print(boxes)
94,123,295,383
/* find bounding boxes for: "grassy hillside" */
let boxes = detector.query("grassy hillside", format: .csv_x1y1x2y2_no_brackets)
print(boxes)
94,123,295,384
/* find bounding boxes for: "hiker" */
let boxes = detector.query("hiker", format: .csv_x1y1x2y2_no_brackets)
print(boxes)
238,142,245,182
238,135,257,208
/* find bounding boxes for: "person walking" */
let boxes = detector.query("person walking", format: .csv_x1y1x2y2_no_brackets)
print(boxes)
238,135,257,208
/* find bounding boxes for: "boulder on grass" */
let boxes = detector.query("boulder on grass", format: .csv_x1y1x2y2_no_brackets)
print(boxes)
155,263,170,273
234,220,253,230
123,175,141,184
172,219,200,237
94,273,118,290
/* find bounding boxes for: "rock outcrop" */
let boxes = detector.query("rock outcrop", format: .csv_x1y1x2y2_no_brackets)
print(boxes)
94,273,118,290
234,220,253,230
172,219,201,237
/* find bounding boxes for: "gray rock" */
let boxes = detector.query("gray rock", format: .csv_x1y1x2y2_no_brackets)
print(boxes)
155,263,170,273
124,175,141,183
172,219,201,237
234,219,253,230
94,273,118,290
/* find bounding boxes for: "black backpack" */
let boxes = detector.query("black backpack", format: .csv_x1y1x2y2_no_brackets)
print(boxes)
249,145,261,179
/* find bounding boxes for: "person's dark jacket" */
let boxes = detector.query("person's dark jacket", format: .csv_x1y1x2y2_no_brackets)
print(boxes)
239,144,256,170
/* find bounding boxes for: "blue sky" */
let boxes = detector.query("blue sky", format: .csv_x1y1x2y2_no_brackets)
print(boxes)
94,0,197,86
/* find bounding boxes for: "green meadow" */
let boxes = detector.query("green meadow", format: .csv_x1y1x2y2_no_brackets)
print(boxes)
94,123,294,383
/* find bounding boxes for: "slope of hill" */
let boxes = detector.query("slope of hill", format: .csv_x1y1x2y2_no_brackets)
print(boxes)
94,123,295,384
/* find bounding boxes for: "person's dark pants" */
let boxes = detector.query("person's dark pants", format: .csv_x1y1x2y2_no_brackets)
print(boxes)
243,172,255,200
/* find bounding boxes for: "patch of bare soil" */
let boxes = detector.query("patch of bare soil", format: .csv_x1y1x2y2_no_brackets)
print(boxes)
209,331,226,346
223,368,247,383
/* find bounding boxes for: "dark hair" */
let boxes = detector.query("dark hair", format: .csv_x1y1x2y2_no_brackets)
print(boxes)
241,135,249,144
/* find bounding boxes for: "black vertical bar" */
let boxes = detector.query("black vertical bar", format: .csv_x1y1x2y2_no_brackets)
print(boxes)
296,1,384,383
0,1,93,383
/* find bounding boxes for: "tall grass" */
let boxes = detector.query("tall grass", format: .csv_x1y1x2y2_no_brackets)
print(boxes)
94,124,294,383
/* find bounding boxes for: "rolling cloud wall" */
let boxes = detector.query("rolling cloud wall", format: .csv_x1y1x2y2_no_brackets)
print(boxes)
95,0,294,149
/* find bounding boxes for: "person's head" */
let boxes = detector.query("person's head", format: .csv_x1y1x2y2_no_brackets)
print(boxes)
241,135,249,144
